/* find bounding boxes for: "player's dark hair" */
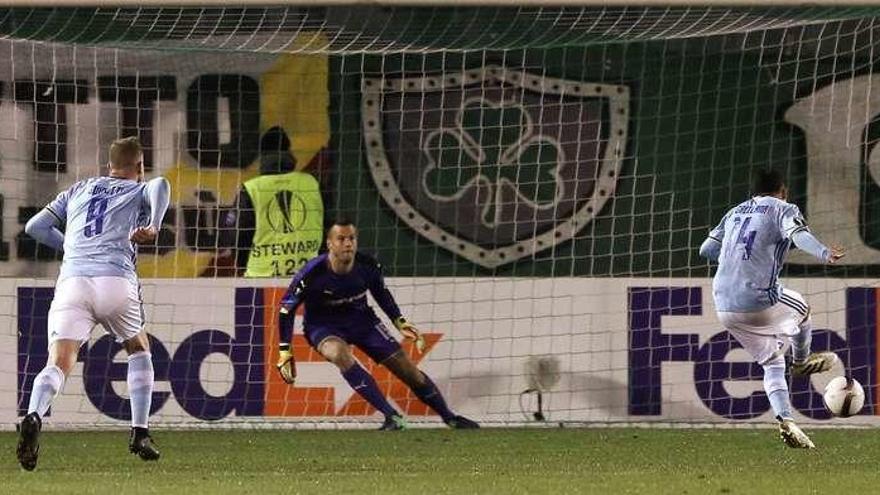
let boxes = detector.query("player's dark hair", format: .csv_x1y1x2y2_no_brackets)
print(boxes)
327,218,356,237
752,169,785,195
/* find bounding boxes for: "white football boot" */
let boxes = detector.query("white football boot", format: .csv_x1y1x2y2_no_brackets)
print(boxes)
778,418,815,449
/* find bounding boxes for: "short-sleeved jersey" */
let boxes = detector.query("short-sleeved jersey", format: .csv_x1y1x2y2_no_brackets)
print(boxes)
47,176,150,282
279,252,402,328
709,196,808,312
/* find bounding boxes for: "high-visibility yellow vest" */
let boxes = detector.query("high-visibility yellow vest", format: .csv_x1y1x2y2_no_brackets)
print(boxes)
243,172,324,278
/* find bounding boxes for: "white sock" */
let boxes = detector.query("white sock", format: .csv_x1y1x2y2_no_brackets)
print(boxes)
764,362,793,420
792,319,813,363
27,365,65,418
127,351,154,429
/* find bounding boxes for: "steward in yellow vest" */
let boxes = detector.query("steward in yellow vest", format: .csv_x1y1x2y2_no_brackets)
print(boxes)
221,127,324,277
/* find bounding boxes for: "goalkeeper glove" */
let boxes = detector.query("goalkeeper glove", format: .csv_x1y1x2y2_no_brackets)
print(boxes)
393,317,425,354
276,343,297,384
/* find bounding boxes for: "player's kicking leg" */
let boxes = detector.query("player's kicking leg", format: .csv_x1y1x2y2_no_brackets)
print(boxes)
781,290,840,376
723,311,816,449
382,351,479,429
123,331,160,460
316,336,408,430
17,339,80,471
790,320,839,376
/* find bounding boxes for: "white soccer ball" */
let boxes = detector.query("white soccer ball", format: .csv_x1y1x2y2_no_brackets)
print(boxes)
823,376,865,418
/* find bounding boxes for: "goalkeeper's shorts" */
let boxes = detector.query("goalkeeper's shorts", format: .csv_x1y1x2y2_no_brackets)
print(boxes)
305,321,401,363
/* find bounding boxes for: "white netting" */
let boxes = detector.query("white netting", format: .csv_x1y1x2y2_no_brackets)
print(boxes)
1,7,879,429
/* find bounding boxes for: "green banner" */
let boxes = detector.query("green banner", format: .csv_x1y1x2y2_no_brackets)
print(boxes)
330,44,880,277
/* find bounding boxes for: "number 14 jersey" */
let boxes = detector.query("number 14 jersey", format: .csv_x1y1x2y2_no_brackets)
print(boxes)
708,195,808,313
46,176,151,283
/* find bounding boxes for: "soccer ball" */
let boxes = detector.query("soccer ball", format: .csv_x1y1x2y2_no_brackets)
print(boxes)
823,376,865,418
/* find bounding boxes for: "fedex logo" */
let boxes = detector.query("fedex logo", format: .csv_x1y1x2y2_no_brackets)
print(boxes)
17,287,439,421
628,287,879,419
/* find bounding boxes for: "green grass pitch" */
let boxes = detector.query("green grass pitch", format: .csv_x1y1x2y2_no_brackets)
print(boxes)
2,427,879,494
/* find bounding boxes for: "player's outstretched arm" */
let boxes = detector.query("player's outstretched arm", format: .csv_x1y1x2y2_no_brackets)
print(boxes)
25,209,65,251
698,236,721,262
781,204,843,264
827,244,846,264
791,230,844,264
365,259,426,353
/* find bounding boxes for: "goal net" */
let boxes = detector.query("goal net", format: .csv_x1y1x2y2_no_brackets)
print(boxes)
2,6,880,428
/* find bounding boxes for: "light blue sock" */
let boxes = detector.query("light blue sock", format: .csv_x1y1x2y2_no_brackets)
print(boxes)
792,319,812,363
764,363,793,420
27,365,64,417
768,390,793,420
127,352,154,428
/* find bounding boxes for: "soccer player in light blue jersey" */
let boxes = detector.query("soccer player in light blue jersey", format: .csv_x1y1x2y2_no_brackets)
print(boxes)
699,169,844,449
17,137,170,470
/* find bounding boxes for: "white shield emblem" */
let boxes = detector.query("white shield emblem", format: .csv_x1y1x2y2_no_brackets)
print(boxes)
362,65,628,268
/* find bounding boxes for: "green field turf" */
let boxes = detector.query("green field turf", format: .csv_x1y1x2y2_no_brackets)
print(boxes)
1,427,879,494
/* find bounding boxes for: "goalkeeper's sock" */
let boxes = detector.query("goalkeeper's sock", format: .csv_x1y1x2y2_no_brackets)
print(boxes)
412,374,455,422
127,351,154,428
27,365,65,418
792,319,812,363
342,364,398,418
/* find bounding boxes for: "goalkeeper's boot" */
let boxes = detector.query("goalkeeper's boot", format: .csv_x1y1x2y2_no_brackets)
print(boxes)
379,414,408,431
445,415,480,429
778,417,815,449
791,352,840,376
16,412,41,471
129,427,161,461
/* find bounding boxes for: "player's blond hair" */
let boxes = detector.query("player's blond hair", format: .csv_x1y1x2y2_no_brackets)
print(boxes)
109,136,143,169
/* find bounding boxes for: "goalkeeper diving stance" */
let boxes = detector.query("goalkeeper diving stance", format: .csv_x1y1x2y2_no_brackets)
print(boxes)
275,220,478,430
699,169,844,449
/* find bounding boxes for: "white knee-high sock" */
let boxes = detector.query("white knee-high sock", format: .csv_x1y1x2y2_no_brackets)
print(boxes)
27,365,65,418
764,361,793,420
792,319,813,363
127,352,154,428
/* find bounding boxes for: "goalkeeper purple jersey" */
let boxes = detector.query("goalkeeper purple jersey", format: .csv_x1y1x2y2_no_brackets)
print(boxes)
279,252,403,327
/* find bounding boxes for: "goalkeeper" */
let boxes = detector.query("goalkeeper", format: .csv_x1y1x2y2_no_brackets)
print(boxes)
275,219,479,430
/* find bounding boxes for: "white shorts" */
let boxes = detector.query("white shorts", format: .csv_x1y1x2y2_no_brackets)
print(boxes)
47,276,145,345
716,288,809,365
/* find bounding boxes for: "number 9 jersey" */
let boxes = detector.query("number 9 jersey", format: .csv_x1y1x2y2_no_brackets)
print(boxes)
46,176,152,283
705,196,824,313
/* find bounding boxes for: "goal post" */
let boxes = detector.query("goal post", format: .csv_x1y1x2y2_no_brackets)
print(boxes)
2,6,880,428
